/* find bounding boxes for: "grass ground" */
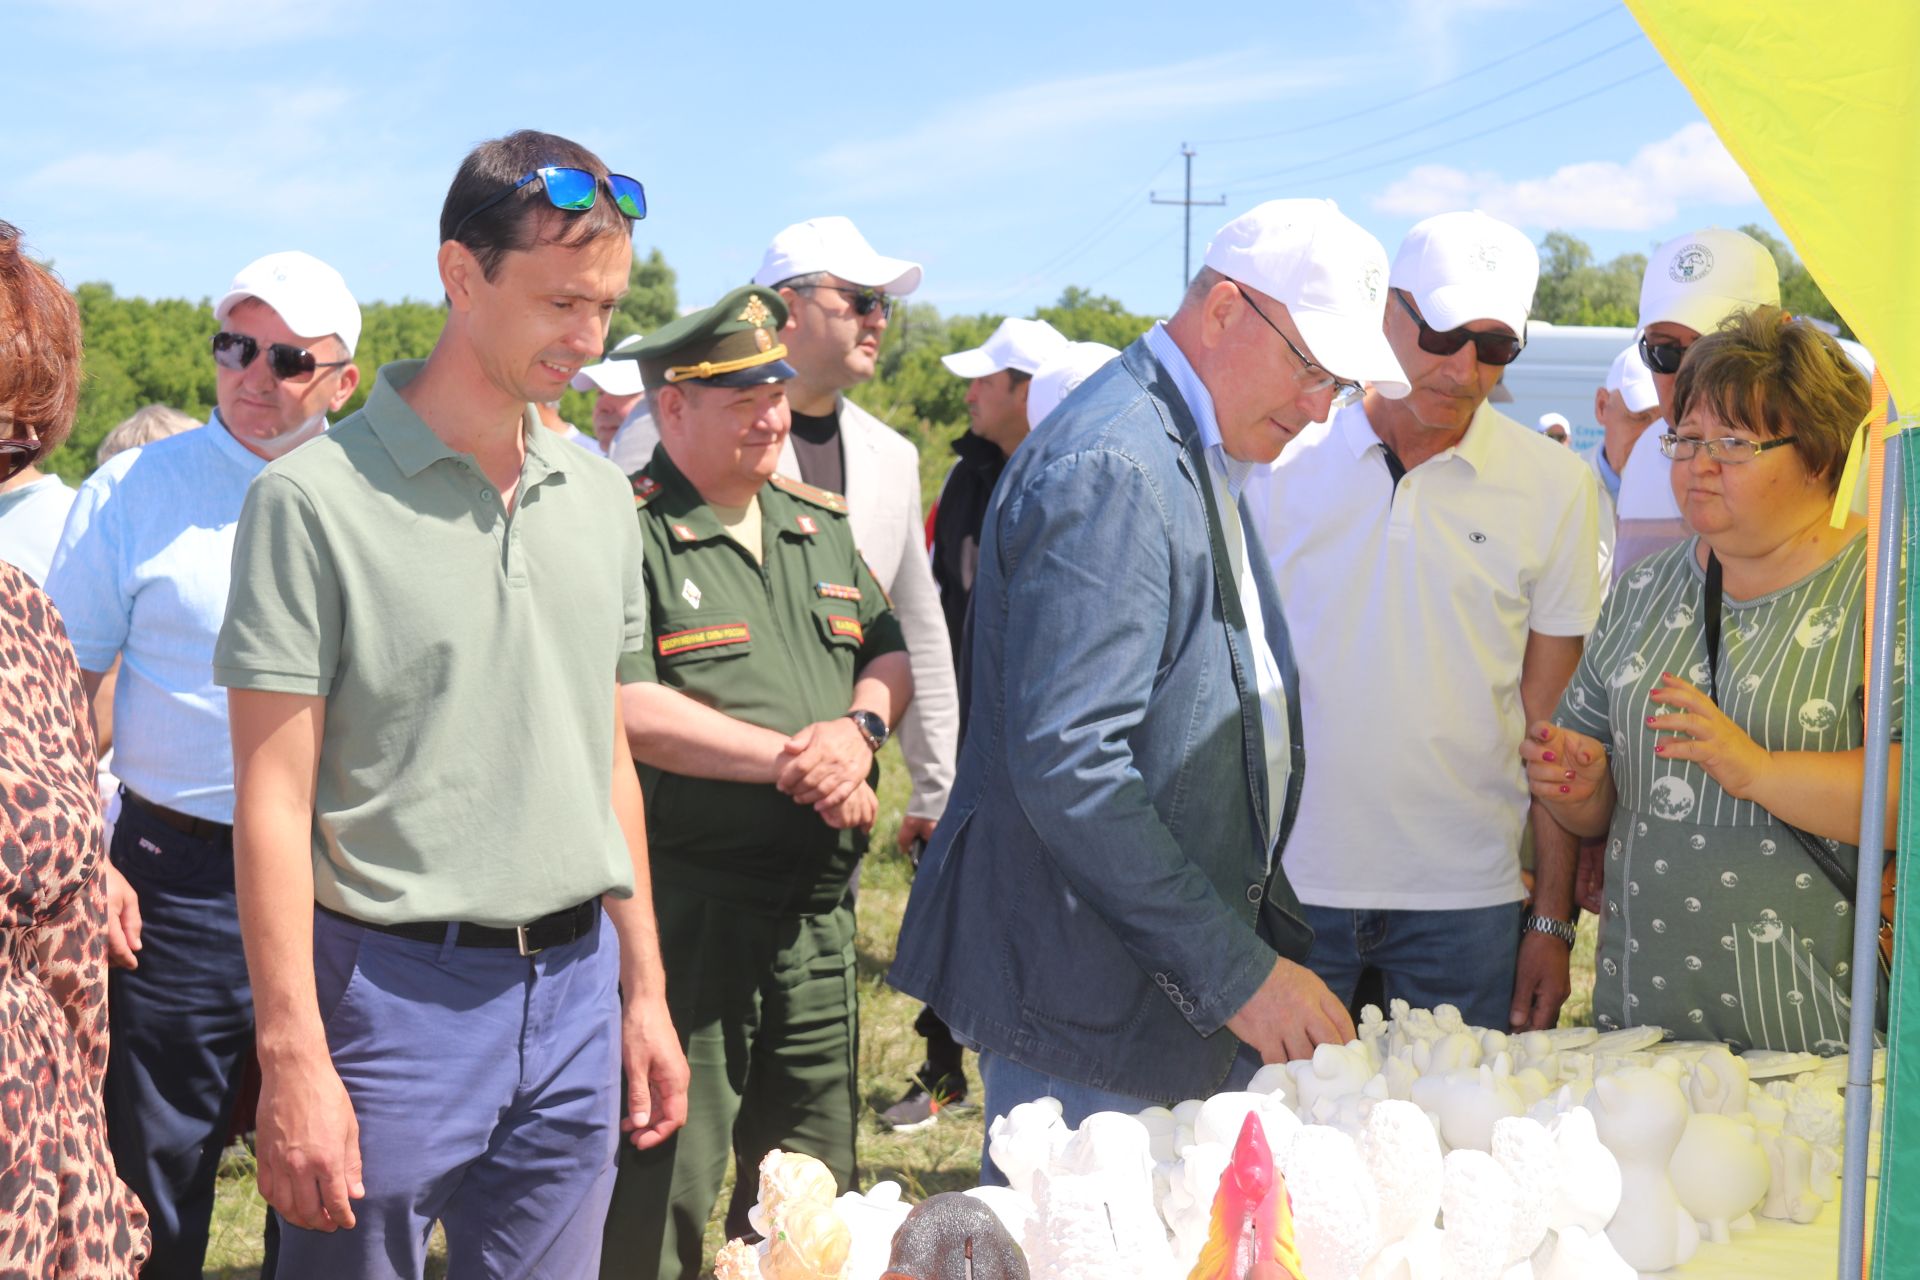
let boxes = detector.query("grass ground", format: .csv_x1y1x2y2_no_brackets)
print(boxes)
204,745,1596,1277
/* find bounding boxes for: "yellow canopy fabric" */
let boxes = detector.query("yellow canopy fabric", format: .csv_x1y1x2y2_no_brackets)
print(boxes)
1624,1,1920,411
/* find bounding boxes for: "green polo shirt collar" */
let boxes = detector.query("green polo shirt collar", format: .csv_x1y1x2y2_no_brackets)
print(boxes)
363,359,571,489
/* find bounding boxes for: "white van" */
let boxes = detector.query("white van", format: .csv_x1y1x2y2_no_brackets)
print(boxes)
1489,321,1634,457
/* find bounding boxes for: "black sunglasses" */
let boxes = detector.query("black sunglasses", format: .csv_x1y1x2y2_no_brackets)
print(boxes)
1394,290,1526,366
1638,331,1691,377
449,166,646,242
794,283,895,320
0,437,41,485
212,331,352,381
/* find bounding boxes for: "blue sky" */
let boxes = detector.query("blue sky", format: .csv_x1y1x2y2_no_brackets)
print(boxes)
7,0,1778,322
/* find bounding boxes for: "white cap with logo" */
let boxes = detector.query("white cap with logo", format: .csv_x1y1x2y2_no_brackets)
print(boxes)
1638,226,1780,336
941,317,1070,379
1026,341,1121,430
1606,342,1660,413
1390,209,1539,337
1203,198,1408,398
753,216,923,296
215,250,362,355
571,333,647,395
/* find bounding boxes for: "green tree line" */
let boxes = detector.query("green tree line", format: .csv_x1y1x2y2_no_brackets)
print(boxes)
47,230,1842,492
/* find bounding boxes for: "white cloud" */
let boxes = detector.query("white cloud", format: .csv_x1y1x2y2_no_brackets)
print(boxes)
812,52,1354,203
1372,122,1759,231
24,0,362,45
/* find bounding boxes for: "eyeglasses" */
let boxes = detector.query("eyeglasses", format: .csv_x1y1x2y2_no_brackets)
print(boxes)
1393,291,1526,366
448,166,647,242
0,437,41,484
212,331,353,382
1638,332,1691,376
1230,282,1363,407
794,284,895,320
1658,433,1799,463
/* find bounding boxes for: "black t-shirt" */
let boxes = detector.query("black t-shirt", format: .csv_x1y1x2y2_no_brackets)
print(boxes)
788,408,845,496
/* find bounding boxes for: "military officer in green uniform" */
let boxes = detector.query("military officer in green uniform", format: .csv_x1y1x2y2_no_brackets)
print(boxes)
599,285,913,1279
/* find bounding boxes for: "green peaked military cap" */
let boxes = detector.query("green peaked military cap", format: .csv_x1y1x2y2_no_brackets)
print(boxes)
613,284,796,390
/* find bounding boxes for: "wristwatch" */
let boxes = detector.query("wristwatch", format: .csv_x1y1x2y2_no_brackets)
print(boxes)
1523,914,1577,947
845,709,889,752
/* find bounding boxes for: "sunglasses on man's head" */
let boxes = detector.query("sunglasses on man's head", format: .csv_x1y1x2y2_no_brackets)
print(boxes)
794,283,895,320
211,331,352,381
1393,290,1526,366
1638,332,1690,377
449,166,647,242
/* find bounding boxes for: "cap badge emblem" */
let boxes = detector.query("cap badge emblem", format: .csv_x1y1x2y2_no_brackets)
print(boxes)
1669,243,1715,284
1361,265,1383,303
739,295,773,327
753,326,774,352
681,578,702,609
1473,243,1502,272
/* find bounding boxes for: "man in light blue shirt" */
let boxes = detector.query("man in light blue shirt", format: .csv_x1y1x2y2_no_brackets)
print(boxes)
0,469,75,584
44,249,362,1280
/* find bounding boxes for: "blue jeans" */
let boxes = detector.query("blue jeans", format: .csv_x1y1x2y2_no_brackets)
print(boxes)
104,796,256,1280
1301,902,1525,1031
975,1043,1262,1186
274,906,621,1279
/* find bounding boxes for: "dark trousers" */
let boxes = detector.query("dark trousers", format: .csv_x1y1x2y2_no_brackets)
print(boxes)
104,794,255,1280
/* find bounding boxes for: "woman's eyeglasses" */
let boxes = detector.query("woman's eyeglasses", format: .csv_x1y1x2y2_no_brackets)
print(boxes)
1658,433,1798,463
449,166,647,242
794,284,895,320
212,332,352,382
0,437,41,485
1393,290,1526,366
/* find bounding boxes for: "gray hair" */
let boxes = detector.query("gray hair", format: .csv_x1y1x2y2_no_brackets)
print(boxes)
773,271,832,292
96,403,199,465
1182,266,1226,311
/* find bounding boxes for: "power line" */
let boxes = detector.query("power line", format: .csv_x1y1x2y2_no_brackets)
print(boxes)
1149,144,1228,288
1085,227,1182,290
1021,150,1181,283
1194,4,1624,148
1214,33,1648,194
1228,62,1667,196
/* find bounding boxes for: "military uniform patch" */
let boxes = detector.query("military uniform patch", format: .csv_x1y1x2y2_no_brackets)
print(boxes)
681,578,703,609
827,616,864,644
796,514,819,535
632,474,663,507
670,523,699,542
657,623,750,657
814,582,862,602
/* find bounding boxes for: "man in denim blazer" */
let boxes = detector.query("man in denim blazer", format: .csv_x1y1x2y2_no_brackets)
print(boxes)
890,201,1411,1142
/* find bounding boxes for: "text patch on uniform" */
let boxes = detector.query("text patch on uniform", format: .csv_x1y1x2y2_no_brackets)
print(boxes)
657,623,750,657
826,615,864,644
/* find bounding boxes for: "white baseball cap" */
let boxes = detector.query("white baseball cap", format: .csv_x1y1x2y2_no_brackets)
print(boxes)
1027,341,1121,430
1390,210,1539,337
571,333,647,395
942,317,1070,379
215,250,362,355
1537,412,1571,434
753,216,923,295
1203,199,1409,398
1638,226,1780,336
1606,343,1660,413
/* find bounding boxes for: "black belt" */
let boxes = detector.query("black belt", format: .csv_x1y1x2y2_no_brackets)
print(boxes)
123,788,232,840
317,900,599,956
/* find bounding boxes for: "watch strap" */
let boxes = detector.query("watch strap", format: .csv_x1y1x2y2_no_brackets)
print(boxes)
1523,913,1577,947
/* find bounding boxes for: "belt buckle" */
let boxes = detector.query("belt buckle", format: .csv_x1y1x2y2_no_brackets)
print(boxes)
516,924,542,958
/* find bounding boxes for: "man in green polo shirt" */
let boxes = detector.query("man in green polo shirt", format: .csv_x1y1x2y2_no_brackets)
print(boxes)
215,129,686,1279
597,285,912,1279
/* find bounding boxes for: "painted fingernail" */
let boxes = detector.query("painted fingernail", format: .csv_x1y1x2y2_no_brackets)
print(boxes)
1645,715,1657,725
1564,770,1575,780
1654,744,1666,755
1560,785,1570,793
1542,750,1557,762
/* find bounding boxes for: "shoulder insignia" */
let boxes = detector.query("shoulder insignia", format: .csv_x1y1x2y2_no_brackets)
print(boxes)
631,473,664,508
769,472,850,514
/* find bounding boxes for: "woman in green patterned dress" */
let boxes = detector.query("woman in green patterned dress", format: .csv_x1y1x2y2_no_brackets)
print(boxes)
1524,306,1898,1052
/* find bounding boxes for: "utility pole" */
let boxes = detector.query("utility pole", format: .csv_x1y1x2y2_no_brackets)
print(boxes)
1151,143,1227,287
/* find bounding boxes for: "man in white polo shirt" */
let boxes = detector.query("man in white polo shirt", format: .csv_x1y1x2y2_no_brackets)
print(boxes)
1246,210,1602,1033
45,250,361,1278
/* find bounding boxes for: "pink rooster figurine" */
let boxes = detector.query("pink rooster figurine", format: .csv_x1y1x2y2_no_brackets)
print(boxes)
1186,1112,1305,1280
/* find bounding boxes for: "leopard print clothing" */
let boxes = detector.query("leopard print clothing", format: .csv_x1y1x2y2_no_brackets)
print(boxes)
0,562,149,1277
